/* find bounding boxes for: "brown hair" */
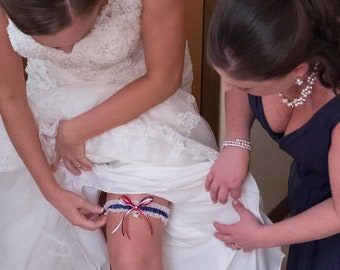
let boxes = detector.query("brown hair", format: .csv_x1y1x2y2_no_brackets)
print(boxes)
207,0,340,91
0,0,99,35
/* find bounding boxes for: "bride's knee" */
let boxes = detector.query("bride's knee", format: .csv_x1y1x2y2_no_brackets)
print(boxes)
110,244,163,270
104,193,169,269
106,215,166,270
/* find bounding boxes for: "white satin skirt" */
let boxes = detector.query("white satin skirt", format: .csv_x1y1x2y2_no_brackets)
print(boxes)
0,83,284,269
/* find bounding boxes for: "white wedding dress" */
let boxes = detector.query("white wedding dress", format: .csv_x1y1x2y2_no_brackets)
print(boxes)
0,0,284,269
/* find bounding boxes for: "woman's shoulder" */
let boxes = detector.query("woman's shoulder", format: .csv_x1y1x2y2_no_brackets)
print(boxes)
0,7,9,35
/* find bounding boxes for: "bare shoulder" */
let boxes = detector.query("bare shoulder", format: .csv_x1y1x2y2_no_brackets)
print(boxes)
0,6,18,56
0,7,8,29
0,6,26,99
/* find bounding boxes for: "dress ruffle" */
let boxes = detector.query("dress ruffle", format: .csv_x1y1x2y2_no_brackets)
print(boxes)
0,169,109,270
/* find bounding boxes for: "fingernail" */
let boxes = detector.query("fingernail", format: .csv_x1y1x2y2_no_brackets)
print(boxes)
232,199,239,205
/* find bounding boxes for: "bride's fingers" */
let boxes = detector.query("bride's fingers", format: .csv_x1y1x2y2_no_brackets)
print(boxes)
63,159,81,175
69,157,94,172
78,156,94,171
55,154,93,174
72,161,81,168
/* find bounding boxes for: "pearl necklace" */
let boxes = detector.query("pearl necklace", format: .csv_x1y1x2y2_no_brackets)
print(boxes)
279,70,318,108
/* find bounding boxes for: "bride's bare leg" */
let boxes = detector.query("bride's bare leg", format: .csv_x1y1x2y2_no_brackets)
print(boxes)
105,193,169,270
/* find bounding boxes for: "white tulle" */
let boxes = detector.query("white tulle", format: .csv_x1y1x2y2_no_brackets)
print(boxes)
0,0,284,269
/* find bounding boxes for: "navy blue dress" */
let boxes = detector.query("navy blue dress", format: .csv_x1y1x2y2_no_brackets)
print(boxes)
248,95,340,270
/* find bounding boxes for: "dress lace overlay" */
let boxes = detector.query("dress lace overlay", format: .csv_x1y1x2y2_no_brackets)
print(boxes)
3,0,215,169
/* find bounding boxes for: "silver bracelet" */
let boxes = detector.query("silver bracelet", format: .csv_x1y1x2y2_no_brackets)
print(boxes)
222,139,252,151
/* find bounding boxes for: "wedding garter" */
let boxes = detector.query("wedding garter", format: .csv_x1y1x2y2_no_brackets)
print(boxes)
103,195,170,239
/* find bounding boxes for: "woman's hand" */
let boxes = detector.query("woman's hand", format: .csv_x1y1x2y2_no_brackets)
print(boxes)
214,200,263,252
205,147,250,204
48,187,107,230
52,120,94,175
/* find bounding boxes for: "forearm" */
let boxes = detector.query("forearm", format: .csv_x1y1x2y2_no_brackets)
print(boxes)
64,74,180,143
224,89,255,141
259,198,340,248
206,89,254,201
1,98,61,197
61,0,186,144
0,9,60,199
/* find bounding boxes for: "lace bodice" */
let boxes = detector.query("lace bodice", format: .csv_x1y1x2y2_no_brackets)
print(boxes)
1,0,215,170
7,0,145,91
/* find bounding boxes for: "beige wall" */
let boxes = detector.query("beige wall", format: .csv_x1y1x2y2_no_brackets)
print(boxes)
249,121,291,213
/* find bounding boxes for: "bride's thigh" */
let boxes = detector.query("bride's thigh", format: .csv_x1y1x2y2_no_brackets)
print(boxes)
105,193,170,270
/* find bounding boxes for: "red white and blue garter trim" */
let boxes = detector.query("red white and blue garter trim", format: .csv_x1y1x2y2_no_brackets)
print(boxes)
103,195,170,239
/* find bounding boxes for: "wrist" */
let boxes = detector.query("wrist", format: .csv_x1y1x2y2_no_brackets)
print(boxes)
40,182,64,203
222,138,252,151
58,119,86,144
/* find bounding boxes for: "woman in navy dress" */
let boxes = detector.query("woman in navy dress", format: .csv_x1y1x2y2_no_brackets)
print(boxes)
206,0,340,269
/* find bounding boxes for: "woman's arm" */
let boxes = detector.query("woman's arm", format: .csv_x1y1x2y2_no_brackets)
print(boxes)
0,8,106,230
214,123,340,249
224,87,255,142
55,0,186,172
206,87,255,203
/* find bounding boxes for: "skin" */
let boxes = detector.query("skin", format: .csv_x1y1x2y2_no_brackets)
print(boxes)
51,0,186,177
50,1,186,268
206,65,302,204
0,0,186,269
0,1,107,231
207,64,340,252
32,2,103,53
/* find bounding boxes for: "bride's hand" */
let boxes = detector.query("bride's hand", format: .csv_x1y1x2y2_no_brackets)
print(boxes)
52,120,94,174
47,186,107,230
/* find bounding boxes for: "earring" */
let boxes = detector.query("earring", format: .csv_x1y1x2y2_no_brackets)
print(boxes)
295,78,303,86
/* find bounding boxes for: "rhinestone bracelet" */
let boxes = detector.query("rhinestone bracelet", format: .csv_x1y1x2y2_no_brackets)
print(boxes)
222,139,252,151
